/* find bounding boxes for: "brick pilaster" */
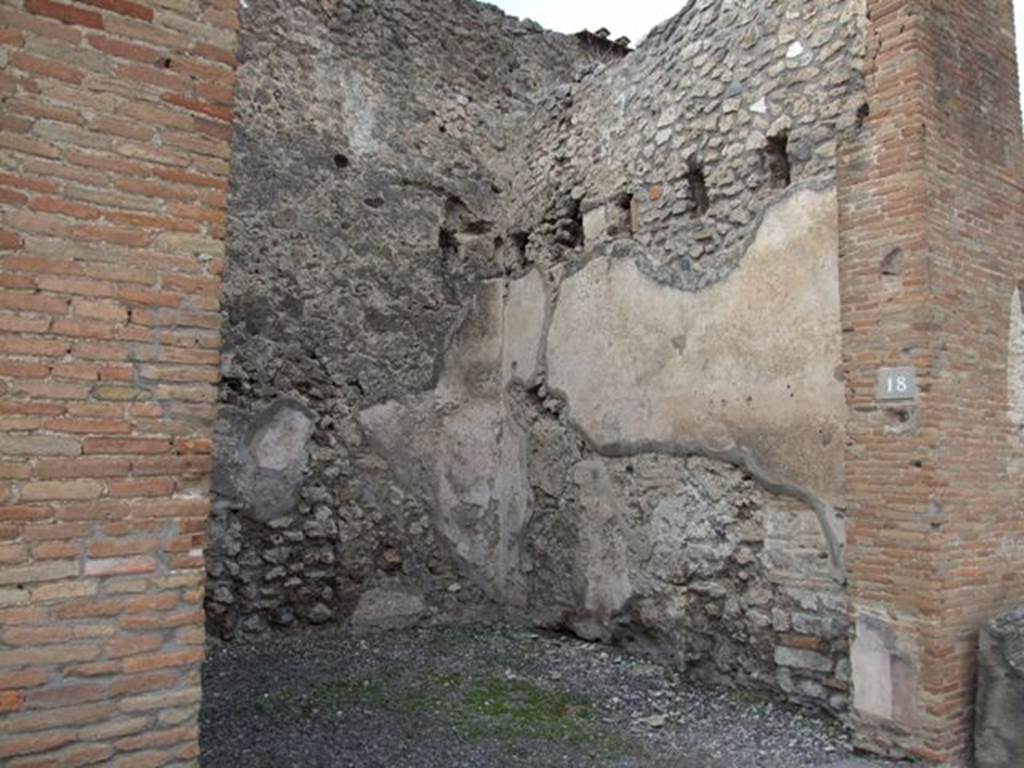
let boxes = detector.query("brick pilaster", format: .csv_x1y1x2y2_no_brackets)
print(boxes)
0,1,238,765
839,0,1024,763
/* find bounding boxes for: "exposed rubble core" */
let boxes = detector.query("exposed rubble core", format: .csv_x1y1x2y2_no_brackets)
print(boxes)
211,0,868,715
975,605,1024,768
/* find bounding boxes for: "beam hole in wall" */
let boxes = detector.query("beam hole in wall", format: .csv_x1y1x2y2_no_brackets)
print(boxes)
333,153,350,169
567,198,584,247
880,247,904,277
439,227,457,257
686,160,710,217
617,191,635,235
883,407,916,434
461,219,493,235
510,231,529,264
880,247,905,292
856,102,870,128
764,133,791,188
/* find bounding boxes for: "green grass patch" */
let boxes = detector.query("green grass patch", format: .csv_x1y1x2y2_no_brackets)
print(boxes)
463,678,635,758
252,667,395,718
253,670,638,761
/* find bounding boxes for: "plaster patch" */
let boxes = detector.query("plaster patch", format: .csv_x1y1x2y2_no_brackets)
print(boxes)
502,268,548,386
547,186,847,511
360,280,534,605
851,613,919,728
851,615,895,720
1008,288,1024,481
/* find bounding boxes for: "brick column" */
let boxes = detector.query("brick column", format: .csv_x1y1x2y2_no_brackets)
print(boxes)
0,1,237,765
839,0,1024,763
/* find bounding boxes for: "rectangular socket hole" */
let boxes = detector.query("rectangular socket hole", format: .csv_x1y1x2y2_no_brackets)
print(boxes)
686,162,709,217
617,192,635,234
765,133,791,188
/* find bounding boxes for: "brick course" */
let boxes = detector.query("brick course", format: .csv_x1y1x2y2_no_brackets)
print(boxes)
839,0,1024,763
0,0,237,764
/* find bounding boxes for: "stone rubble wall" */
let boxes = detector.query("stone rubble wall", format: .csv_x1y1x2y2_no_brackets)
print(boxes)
975,605,1024,768
212,0,868,716
506,0,867,291
209,0,592,638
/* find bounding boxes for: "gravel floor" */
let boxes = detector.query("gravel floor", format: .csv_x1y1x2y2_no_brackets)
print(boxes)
200,623,901,768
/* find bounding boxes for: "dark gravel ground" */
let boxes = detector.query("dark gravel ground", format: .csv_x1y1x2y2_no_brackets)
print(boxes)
199,623,902,768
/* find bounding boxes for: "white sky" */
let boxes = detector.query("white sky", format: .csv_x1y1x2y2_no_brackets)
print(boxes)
489,0,683,45
493,0,1024,113
1018,0,1024,108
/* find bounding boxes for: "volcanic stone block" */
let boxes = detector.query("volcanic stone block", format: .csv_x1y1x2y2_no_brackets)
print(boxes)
230,398,317,522
350,588,426,630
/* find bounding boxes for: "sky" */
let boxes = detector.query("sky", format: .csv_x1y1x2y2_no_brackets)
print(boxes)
488,0,683,46
493,0,1024,112
1018,0,1024,108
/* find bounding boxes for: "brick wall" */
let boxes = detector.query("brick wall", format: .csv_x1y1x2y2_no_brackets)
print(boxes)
0,0,237,765
839,0,1024,763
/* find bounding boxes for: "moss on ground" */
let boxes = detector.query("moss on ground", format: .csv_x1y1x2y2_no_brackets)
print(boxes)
254,669,638,761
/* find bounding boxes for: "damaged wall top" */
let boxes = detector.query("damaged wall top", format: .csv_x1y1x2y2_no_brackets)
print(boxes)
212,0,868,716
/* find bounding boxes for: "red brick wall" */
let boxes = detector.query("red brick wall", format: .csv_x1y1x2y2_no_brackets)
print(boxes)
839,0,1024,763
0,0,237,765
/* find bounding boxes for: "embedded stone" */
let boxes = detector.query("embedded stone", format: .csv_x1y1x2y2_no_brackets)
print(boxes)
307,603,334,625
251,403,315,471
350,589,426,630
582,205,609,244
775,646,833,673
234,398,317,523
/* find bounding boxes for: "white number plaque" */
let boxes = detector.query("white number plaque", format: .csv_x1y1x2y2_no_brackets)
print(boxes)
877,367,917,401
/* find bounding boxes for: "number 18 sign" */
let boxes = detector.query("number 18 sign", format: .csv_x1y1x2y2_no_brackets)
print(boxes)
877,367,917,401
